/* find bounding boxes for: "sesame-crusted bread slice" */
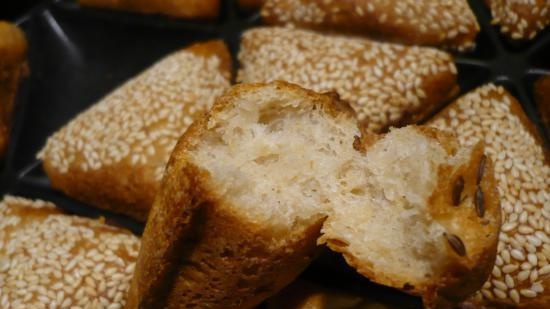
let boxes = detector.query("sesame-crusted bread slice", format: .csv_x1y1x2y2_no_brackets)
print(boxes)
128,81,499,309
0,21,27,156
261,0,479,51
0,195,140,308
535,75,550,136
237,27,459,133
78,0,220,19
429,84,550,308
39,40,232,221
486,0,550,40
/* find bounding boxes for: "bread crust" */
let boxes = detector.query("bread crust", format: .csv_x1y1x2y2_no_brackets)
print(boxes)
41,40,232,221
261,0,479,51
0,196,140,308
0,21,27,156
429,84,550,308
127,81,357,309
321,127,501,308
486,0,550,40
238,27,459,134
78,0,220,19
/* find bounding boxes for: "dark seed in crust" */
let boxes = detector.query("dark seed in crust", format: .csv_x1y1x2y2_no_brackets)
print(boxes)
475,186,485,218
477,155,486,185
445,233,466,256
452,176,464,206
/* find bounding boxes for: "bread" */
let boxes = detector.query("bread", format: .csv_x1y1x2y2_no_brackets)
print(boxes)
39,40,232,221
266,280,398,309
0,21,27,157
486,0,550,40
0,195,140,308
261,0,480,51
429,84,550,308
78,0,220,19
535,75,550,135
237,27,459,133
128,81,499,308
239,0,263,9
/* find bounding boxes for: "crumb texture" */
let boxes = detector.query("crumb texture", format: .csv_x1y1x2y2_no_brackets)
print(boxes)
431,84,550,307
238,27,457,133
0,195,140,309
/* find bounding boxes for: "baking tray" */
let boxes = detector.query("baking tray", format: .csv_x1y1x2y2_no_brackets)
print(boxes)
3,0,550,307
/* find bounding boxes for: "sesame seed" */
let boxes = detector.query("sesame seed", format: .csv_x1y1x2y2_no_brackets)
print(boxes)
489,0,550,40
239,27,457,133
0,196,140,308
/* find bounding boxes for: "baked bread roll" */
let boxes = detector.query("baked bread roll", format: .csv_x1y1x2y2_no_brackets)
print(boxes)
487,0,550,40
128,81,499,308
39,40,231,221
78,0,220,19
429,84,550,308
535,75,550,135
261,0,480,51
0,195,140,308
0,21,27,157
266,280,397,309
237,27,459,133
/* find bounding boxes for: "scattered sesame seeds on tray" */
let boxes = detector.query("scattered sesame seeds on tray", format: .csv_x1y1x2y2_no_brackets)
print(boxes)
2,0,550,308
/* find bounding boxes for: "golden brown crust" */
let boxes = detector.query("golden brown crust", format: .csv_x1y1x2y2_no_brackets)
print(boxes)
429,84,550,308
261,0,479,51
127,81,349,309
323,127,501,308
0,21,27,156
238,27,459,134
0,196,140,308
41,40,232,221
78,0,220,19
486,0,550,40
535,75,550,139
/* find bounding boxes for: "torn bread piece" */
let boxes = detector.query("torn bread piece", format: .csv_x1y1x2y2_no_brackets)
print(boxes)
128,81,499,309
78,0,220,19
487,0,550,40
430,84,550,308
261,0,480,51
0,195,140,308
238,27,459,133
0,21,27,156
39,40,232,221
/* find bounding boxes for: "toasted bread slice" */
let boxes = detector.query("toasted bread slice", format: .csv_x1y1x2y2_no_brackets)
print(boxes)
430,84,550,308
39,40,231,221
0,195,140,308
487,0,550,40
238,27,459,133
261,0,479,51
0,21,27,156
128,81,499,308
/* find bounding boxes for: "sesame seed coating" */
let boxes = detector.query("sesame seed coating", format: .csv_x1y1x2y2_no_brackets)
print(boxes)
238,27,458,133
430,84,550,307
261,0,480,51
38,41,231,221
488,0,550,40
0,195,140,309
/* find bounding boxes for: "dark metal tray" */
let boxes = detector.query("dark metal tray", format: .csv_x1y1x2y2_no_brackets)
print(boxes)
4,0,549,307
